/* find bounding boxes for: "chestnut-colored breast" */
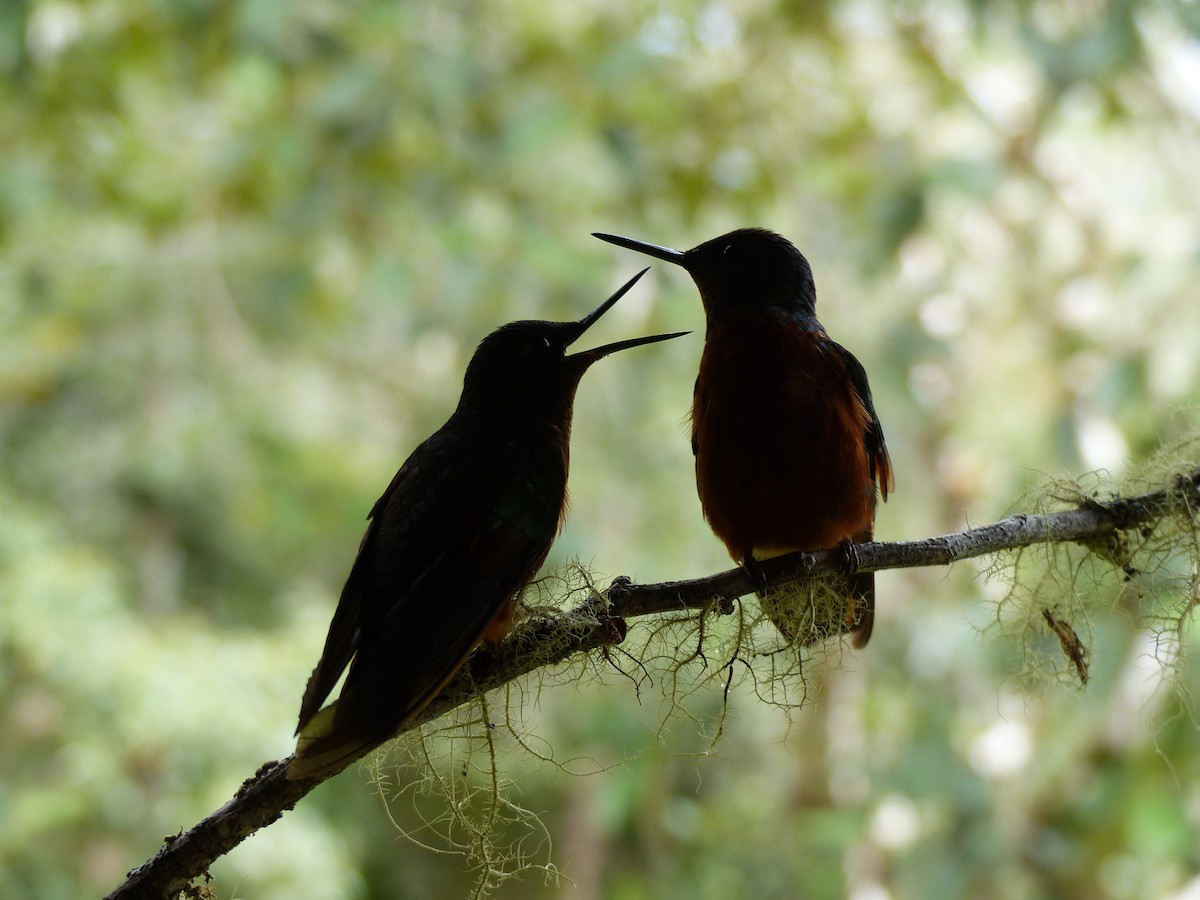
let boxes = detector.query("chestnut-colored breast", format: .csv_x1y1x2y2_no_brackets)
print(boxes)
691,313,880,562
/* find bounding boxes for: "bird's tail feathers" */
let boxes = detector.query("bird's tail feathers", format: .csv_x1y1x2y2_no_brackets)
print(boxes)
286,702,372,781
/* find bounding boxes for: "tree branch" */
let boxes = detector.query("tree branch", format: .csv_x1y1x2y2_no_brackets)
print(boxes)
105,468,1200,900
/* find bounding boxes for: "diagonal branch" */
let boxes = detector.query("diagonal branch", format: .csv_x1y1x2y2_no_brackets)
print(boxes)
105,469,1200,900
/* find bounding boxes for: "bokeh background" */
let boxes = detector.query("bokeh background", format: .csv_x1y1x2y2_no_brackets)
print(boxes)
3,1,1200,897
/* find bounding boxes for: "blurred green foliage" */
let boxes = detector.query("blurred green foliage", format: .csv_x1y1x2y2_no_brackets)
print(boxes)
2,0,1199,897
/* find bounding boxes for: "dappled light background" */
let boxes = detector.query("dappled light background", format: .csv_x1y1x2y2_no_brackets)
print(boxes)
3,1,1200,897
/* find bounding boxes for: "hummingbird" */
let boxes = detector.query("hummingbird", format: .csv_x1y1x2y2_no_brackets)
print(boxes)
288,268,686,780
593,229,893,647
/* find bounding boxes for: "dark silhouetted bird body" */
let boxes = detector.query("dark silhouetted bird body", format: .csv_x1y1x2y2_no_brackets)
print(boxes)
288,270,684,780
594,229,892,647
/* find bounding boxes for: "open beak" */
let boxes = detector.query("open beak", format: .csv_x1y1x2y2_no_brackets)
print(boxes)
565,266,688,364
572,328,688,365
593,232,687,266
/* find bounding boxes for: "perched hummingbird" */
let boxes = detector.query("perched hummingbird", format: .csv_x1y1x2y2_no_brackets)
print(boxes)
288,269,685,780
593,229,893,647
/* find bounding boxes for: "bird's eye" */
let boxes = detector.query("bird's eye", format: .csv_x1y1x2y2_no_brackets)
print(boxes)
722,243,735,255
543,337,553,350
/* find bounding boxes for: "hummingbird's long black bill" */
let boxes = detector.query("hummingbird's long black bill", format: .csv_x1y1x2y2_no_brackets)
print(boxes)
565,266,687,363
556,265,687,364
567,266,651,344
572,328,689,365
593,232,687,265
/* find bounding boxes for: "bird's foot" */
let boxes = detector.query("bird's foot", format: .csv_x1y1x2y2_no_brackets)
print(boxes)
838,538,860,575
741,555,769,594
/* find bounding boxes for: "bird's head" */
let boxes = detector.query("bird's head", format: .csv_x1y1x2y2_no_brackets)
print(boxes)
593,228,817,322
458,268,686,423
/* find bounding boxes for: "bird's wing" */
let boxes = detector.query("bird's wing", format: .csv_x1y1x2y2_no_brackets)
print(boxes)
289,422,564,780
289,511,544,779
834,343,894,501
294,458,421,735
